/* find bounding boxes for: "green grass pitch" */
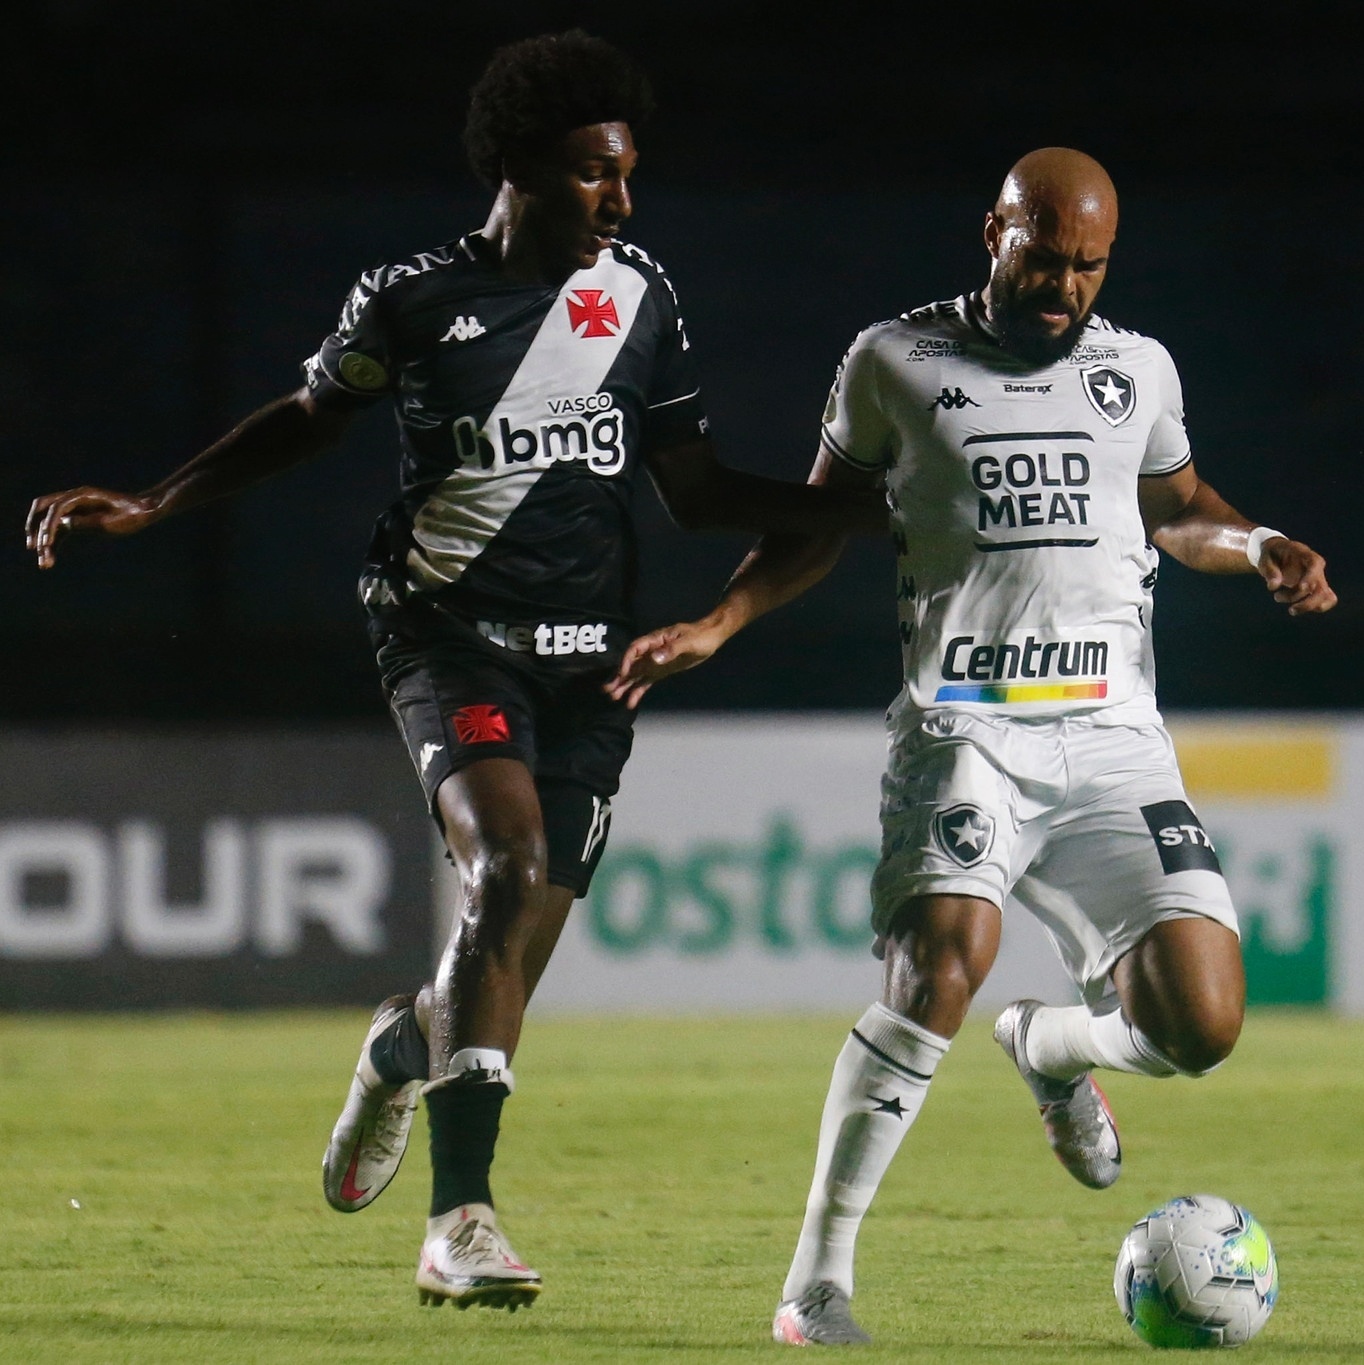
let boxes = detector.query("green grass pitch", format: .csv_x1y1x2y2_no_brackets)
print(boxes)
1,1009,1361,1362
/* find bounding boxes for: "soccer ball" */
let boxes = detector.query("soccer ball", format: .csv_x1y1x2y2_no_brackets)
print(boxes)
1114,1194,1278,1348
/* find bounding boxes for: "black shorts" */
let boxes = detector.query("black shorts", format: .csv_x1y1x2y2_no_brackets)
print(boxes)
373,604,635,897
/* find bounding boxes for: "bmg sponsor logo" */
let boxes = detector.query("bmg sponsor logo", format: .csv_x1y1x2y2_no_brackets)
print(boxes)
452,394,625,475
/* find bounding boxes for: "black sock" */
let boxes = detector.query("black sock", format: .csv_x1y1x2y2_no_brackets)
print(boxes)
369,1006,430,1086
426,1082,508,1218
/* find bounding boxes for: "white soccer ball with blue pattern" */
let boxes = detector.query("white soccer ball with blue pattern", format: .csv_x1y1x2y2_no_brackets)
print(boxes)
1114,1194,1278,1348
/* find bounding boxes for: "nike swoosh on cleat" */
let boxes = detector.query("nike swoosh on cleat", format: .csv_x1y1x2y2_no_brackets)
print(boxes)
340,1148,370,1203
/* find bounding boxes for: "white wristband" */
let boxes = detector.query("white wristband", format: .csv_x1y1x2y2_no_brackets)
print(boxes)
1246,526,1287,568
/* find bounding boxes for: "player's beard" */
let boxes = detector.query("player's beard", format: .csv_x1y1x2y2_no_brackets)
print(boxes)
990,285,1089,367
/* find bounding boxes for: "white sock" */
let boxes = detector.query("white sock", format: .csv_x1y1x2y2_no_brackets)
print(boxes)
782,1003,949,1301
420,1046,515,1095
1023,1004,1179,1081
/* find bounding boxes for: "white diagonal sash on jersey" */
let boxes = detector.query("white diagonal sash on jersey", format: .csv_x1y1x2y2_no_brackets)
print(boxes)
409,256,649,586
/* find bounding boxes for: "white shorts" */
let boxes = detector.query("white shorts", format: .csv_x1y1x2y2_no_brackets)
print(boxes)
871,708,1239,1007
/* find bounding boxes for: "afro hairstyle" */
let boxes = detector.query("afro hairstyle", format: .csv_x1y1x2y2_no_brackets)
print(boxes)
463,30,654,188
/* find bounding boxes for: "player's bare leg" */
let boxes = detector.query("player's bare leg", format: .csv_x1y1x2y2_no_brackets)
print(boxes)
1112,916,1245,1074
997,915,1243,1186
413,757,547,1310
775,895,997,1345
323,867,575,1217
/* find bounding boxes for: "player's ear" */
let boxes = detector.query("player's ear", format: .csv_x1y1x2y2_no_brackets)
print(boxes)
983,211,1002,260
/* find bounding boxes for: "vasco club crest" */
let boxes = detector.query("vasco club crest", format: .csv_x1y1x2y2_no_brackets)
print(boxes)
1081,365,1136,426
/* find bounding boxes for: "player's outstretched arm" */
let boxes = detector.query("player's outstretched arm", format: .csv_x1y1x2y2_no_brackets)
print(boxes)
644,437,887,537
27,388,354,569
1139,462,1336,616
607,447,879,707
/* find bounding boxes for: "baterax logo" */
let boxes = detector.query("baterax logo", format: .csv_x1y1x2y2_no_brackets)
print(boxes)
451,407,626,475
476,620,610,656
941,634,1108,683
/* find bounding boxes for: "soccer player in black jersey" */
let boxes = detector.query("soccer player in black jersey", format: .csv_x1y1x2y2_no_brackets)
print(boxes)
26,31,881,1311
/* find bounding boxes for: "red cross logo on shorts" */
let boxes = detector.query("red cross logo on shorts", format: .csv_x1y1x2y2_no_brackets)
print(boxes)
566,290,620,338
451,705,511,744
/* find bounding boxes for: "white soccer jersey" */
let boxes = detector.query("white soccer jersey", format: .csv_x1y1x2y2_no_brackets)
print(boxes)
823,294,1192,721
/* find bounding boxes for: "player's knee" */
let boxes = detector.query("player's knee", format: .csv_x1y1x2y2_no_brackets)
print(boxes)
885,932,984,1028
466,830,547,902
1157,1005,1242,1076
926,953,980,1018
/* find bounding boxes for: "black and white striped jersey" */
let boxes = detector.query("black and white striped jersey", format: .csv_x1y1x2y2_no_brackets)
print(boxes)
303,232,707,665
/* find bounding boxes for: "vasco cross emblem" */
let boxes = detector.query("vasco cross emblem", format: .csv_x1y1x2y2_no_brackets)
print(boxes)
933,804,996,868
1081,365,1136,426
567,290,620,338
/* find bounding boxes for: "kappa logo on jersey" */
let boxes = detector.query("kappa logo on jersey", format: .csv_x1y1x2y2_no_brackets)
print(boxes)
567,290,620,338
1081,366,1136,426
441,316,486,342
1140,801,1223,875
451,705,511,745
933,804,995,868
928,386,980,411
419,741,442,774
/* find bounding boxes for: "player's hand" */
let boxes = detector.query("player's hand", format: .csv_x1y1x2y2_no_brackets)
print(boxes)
1257,538,1337,616
604,619,726,709
25,487,161,569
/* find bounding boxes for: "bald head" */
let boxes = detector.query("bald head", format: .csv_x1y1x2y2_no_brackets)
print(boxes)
996,147,1118,236
983,148,1119,366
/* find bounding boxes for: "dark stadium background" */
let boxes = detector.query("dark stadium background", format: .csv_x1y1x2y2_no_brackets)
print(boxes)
5,0,1359,721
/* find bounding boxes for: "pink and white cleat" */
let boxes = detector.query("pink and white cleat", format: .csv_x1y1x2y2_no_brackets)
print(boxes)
993,998,1122,1190
773,1281,871,1346
323,995,420,1212
416,1203,542,1311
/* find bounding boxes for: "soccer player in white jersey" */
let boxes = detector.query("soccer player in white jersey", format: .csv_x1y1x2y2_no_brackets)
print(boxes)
607,148,1336,1345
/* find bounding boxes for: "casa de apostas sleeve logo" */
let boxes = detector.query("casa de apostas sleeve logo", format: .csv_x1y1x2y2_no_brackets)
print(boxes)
1081,366,1136,426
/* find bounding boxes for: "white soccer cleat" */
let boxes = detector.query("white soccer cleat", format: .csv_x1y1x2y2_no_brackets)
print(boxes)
415,1203,543,1311
323,995,421,1212
993,998,1122,1190
772,1281,871,1346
